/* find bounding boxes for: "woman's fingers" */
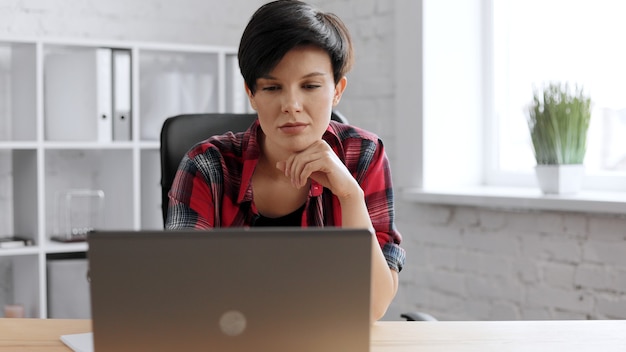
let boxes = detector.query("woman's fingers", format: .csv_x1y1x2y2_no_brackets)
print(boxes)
276,140,354,192
292,144,348,190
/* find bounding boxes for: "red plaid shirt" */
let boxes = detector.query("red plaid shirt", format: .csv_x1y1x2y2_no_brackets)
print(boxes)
166,120,405,272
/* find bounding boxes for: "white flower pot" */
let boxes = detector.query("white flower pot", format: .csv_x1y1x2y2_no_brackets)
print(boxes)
534,164,584,195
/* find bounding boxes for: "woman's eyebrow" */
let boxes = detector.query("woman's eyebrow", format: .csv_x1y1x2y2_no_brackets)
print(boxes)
259,72,327,80
301,72,327,79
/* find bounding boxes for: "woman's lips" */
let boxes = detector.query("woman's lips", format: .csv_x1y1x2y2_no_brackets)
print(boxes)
279,123,308,134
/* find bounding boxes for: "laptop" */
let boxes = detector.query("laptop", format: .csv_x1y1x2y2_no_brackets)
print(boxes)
87,227,372,352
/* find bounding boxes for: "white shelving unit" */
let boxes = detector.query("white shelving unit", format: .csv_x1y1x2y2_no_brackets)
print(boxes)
0,37,248,318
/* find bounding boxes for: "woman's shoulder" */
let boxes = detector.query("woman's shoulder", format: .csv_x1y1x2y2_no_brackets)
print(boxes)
327,120,380,144
187,131,247,161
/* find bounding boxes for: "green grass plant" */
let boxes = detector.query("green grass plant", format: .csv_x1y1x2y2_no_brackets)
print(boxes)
527,82,592,165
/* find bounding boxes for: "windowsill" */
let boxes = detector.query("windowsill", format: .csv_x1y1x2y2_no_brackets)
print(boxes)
401,186,626,215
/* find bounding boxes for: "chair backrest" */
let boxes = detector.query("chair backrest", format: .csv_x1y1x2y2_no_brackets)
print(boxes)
159,111,349,227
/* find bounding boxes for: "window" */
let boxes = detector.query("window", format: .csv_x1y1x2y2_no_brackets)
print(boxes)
395,0,626,213
489,0,626,191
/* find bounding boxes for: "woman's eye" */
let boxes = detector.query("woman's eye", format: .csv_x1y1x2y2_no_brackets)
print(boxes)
262,86,280,91
303,84,321,89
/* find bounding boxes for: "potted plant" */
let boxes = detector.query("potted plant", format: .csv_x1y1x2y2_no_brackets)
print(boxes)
526,82,592,194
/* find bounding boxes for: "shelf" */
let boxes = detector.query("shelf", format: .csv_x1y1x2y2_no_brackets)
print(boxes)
0,142,38,150
0,36,245,318
44,240,88,254
0,246,39,257
402,186,626,215
139,141,160,150
42,141,135,149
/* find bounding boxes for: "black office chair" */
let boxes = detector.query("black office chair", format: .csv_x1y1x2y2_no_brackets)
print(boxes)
401,312,437,321
159,111,349,225
158,111,436,322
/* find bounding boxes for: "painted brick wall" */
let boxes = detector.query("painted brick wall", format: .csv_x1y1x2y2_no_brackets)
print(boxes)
313,0,397,151
391,202,626,321
0,0,265,46
2,0,625,322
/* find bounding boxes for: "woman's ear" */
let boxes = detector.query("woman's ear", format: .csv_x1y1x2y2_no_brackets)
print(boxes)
245,83,257,110
333,76,348,106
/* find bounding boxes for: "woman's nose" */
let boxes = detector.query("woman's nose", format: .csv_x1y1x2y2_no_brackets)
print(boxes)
281,89,303,114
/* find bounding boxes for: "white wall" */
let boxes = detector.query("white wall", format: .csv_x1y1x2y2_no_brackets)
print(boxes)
2,0,626,321
0,0,265,46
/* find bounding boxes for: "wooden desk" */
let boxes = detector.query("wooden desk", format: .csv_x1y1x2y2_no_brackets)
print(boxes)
0,319,90,351
2,318,626,351
372,320,626,351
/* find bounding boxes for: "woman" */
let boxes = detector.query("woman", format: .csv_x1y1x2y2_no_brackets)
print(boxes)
166,0,405,321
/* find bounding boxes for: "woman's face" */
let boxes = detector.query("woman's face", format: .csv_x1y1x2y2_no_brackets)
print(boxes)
247,45,347,157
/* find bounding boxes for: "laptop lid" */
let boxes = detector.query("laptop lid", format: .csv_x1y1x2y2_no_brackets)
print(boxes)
87,227,371,352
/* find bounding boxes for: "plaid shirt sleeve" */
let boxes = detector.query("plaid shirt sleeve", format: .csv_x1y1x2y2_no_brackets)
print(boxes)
332,124,406,272
165,147,218,229
165,129,253,230
361,139,406,272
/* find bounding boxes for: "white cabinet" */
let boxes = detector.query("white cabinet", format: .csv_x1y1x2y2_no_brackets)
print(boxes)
0,37,247,318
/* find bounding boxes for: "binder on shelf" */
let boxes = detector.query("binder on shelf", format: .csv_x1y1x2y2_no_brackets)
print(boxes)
45,48,112,142
112,49,132,141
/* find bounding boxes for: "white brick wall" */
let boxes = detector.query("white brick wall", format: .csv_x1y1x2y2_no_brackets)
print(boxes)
0,0,266,45
392,202,626,321
2,0,625,322
313,0,398,151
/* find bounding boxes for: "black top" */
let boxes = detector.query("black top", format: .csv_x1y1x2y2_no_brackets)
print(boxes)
253,203,306,227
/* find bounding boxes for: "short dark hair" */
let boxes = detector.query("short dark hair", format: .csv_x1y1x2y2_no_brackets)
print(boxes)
238,0,354,95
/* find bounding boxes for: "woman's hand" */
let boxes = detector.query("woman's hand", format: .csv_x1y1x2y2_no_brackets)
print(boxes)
275,140,359,199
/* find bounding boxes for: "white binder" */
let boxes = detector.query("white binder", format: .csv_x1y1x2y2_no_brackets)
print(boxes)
112,49,132,141
45,48,112,142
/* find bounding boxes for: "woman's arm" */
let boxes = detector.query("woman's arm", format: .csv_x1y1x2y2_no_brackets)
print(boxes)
337,190,398,321
278,138,402,321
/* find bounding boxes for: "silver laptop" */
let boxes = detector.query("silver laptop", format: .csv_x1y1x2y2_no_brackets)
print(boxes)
87,227,372,352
